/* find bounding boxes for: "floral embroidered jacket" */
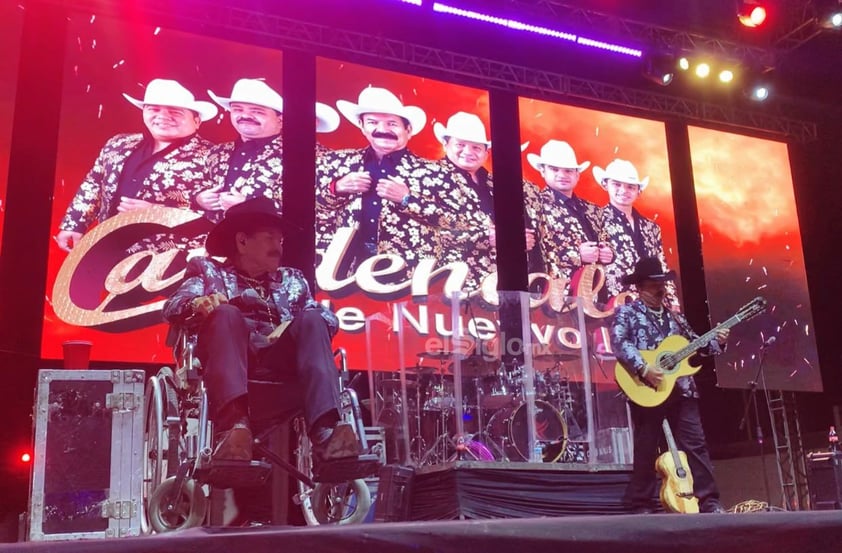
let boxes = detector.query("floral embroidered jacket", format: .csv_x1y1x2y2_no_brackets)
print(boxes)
600,205,678,307
535,189,603,286
611,299,723,399
60,133,214,233
436,159,545,290
163,257,339,349
315,147,480,267
202,136,284,223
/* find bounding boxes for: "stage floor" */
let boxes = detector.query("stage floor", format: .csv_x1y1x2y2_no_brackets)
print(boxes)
6,511,842,553
9,461,841,552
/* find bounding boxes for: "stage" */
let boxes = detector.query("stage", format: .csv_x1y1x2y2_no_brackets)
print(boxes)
10,460,842,552
6,511,842,553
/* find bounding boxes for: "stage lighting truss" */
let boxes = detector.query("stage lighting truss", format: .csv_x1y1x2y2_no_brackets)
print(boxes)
51,0,816,141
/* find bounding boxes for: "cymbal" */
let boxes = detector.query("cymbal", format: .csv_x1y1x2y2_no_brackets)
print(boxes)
379,378,418,389
533,352,579,363
417,350,461,361
405,365,437,375
454,355,499,376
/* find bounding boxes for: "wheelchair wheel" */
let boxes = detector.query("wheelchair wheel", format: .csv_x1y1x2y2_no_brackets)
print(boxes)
311,479,371,525
294,416,372,525
143,367,185,533
142,372,166,533
147,476,207,532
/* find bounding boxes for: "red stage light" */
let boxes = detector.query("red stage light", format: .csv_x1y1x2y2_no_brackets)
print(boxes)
20,452,32,463
738,2,767,28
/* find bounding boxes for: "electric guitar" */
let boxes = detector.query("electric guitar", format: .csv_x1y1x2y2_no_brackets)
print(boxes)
656,418,698,514
615,296,767,407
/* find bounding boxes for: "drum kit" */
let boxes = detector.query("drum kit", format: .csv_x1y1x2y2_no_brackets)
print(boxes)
375,350,583,466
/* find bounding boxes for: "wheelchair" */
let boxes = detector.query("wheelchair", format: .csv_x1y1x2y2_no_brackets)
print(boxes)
141,329,383,533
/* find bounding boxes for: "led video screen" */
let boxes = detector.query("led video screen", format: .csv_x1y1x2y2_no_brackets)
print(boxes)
0,2,24,253
688,126,821,392
42,13,283,362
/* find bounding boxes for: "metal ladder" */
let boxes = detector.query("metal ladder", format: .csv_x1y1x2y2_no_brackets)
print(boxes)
766,390,811,510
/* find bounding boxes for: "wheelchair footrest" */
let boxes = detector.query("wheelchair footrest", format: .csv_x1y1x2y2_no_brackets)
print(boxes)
313,453,381,483
195,459,273,489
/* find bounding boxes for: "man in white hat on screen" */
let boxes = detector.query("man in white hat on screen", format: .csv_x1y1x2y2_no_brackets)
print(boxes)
198,78,341,222
433,111,542,290
593,158,677,307
56,78,217,251
316,86,467,278
529,140,613,290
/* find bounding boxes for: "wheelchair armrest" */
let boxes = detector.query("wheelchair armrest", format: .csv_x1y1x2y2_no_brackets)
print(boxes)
334,347,349,389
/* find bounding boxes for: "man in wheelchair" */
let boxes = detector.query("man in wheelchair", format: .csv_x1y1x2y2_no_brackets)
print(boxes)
162,197,359,468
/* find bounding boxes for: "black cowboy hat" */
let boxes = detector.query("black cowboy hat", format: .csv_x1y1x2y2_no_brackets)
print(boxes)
205,197,291,257
621,256,676,286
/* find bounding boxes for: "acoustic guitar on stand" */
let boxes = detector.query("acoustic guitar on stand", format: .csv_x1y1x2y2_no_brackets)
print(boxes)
656,418,698,514
615,296,767,407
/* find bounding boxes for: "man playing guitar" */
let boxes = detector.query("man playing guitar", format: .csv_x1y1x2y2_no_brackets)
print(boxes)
611,257,729,514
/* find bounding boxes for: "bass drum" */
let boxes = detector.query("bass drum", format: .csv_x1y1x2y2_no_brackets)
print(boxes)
487,400,568,462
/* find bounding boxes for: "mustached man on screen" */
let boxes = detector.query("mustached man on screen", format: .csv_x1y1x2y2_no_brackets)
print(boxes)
199,78,341,223
56,79,217,252
530,140,613,295
315,86,477,279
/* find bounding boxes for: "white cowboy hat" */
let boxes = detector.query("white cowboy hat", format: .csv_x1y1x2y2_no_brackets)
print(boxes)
316,102,340,133
592,158,649,190
124,79,218,122
527,140,590,173
336,86,426,136
208,78,283,113
433,112,491,147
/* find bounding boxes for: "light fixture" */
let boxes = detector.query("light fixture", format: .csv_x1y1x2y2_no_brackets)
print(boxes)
744,75,772,102
643,52,676,86
718,69,735,83
748,85,770,101
695,62,711,78
678,57,690,71
738,1,768,28
819,0,842,28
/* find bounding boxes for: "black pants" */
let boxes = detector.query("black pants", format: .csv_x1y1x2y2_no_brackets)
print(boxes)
196,304,340,430
625,396,720,511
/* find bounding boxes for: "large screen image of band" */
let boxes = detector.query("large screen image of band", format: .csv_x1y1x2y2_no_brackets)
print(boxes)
312,60,682,374
0,2,24,254
41,13,283,362
688,127,821,392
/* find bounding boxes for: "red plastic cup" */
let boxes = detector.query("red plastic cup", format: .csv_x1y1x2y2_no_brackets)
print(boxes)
62,340,92,370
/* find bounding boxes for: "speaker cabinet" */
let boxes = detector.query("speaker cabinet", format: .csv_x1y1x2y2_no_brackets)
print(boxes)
374,464,414,522
807,451,842,510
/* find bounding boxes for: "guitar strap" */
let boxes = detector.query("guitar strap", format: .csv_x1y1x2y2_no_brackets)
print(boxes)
666,309,695,338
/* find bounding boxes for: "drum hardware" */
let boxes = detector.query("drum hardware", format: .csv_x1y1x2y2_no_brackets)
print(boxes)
417,350,462,362
485,400,568,463
532,352,579,364
457,355,499,377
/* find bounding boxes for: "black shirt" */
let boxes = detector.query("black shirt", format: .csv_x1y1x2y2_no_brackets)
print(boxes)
224,133,280,190
112,133,193,215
